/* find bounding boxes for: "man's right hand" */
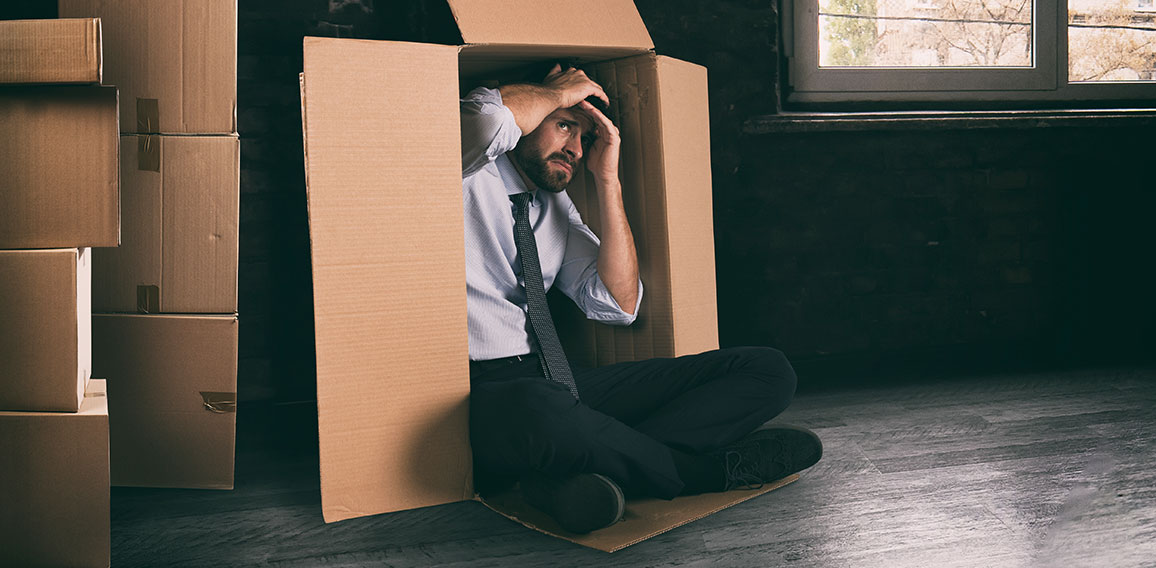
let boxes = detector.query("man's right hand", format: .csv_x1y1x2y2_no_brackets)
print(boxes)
499,65,609,139
543,64,610,110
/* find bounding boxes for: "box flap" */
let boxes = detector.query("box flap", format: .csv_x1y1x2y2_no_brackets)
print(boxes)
556,54,719,368
448,0,653,50
482,475,798,552
301,37,472,523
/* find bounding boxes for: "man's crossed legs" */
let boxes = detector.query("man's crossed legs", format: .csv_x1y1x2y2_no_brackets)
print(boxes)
469,346,822,533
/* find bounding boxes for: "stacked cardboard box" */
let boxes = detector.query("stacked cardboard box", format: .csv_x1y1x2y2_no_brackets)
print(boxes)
0,18,114,568
59,0,240,490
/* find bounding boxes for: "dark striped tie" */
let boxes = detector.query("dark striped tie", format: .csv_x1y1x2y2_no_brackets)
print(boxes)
509,192,580,400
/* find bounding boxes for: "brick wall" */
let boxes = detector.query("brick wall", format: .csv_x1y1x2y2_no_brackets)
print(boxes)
238,0,1154,398
12,1,1148,401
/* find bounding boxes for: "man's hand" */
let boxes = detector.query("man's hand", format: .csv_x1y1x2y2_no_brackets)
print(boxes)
500,64,609,135
576,99,620,186
543,64,610,110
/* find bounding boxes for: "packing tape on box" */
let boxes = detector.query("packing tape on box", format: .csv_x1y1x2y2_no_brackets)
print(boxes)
201,392,237,414
136,98,159,133
137,134,160,171
136,285,159,313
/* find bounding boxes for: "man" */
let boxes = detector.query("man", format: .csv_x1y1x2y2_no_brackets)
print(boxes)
462,64,821,535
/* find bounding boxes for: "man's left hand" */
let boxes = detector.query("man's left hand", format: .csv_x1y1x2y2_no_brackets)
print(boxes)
577,100,621,187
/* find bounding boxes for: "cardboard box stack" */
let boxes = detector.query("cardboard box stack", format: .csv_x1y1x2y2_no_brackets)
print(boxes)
59,0,240,490
0,18,114,568
299,0,794,552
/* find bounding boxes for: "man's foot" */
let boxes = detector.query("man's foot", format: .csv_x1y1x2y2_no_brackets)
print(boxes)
714,425,822,490
519,472,626,534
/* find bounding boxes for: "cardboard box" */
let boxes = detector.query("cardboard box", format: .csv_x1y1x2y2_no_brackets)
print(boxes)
92,314,238,489
0,18,102,85
94,135,240,314
0,248,91,412
0,379,110,568
0,85,119,249
300,0,757,552
58,0,237,134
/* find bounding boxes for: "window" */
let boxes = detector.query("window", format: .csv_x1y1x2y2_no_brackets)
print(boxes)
785,0,1156,105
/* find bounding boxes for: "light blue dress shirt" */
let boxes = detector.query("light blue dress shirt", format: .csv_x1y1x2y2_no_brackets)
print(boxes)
461,87,643,361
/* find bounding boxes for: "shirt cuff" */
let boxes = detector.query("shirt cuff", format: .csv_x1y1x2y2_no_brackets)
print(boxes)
587,276,643,325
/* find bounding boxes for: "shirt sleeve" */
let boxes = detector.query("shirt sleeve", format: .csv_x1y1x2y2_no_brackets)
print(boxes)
554,200,643,326
461,87,523,178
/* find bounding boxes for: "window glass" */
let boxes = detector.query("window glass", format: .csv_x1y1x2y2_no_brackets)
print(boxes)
819,0,1033,68
1068,0,1156,82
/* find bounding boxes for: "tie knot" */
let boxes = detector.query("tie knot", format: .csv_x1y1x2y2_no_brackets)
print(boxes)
510,191,533,211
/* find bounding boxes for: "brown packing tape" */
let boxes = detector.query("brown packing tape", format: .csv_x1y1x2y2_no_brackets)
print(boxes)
136,285,159,313
137,134,160,171
136,98,159,133
200,392,237,414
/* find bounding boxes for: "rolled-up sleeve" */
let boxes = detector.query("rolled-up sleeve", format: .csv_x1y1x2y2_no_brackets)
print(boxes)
461,87,522,177
554,203,643,326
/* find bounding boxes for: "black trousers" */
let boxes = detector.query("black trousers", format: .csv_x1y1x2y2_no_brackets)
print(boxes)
469,346,797,499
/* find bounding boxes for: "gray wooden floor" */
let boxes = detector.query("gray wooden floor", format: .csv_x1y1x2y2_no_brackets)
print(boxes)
110,366,1156,567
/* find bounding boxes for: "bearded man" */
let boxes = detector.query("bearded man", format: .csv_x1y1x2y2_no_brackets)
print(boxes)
461,65,822,535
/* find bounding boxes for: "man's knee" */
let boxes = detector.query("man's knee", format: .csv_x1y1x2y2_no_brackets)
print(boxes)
735,346,797,401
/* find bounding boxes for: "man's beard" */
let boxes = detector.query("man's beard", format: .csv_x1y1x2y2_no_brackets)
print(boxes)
512,149,574,193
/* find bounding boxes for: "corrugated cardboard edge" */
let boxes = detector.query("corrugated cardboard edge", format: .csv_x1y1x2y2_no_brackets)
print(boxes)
77,248,92,411
90,17,103,83
479,475,799,552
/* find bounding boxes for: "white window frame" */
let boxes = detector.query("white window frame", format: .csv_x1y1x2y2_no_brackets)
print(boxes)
785,0,1156,105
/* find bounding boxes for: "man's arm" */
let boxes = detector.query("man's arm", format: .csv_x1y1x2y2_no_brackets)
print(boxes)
499,65,609,135
577,100,639,315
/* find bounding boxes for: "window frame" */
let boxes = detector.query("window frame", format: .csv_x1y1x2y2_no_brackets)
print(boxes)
785,0,1156,106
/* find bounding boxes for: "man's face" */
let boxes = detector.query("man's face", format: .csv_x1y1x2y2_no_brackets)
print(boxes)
510,108,594,193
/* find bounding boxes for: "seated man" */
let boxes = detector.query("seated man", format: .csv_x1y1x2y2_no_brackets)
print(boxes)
462,64,822,534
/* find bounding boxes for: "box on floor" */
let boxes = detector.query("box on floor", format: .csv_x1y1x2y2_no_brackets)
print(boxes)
0,86,119,249
94,135,240,314
300,0,790,552
0,248,91,412
92,313,238,489
0,18,102,85
0,380,109,568
58,0,237,134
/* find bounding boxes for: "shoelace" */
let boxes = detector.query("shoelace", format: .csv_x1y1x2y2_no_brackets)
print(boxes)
723,450,766,491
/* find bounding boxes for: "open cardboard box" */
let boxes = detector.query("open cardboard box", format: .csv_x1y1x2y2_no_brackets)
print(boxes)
299,0,795,552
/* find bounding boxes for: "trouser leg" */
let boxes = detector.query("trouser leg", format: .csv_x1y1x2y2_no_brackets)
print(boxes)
469,347,797,499
469,361,684,498
576,346,798,454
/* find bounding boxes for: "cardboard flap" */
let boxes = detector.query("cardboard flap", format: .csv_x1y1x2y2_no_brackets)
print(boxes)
482,475,799,552
448,0,653,50
301,37,473,523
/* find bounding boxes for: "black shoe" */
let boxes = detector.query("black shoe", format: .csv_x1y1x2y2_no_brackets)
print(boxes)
519,472,626,534
715,425,822,490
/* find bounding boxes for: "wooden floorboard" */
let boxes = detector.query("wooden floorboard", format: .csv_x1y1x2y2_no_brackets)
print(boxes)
110,366,1156,567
